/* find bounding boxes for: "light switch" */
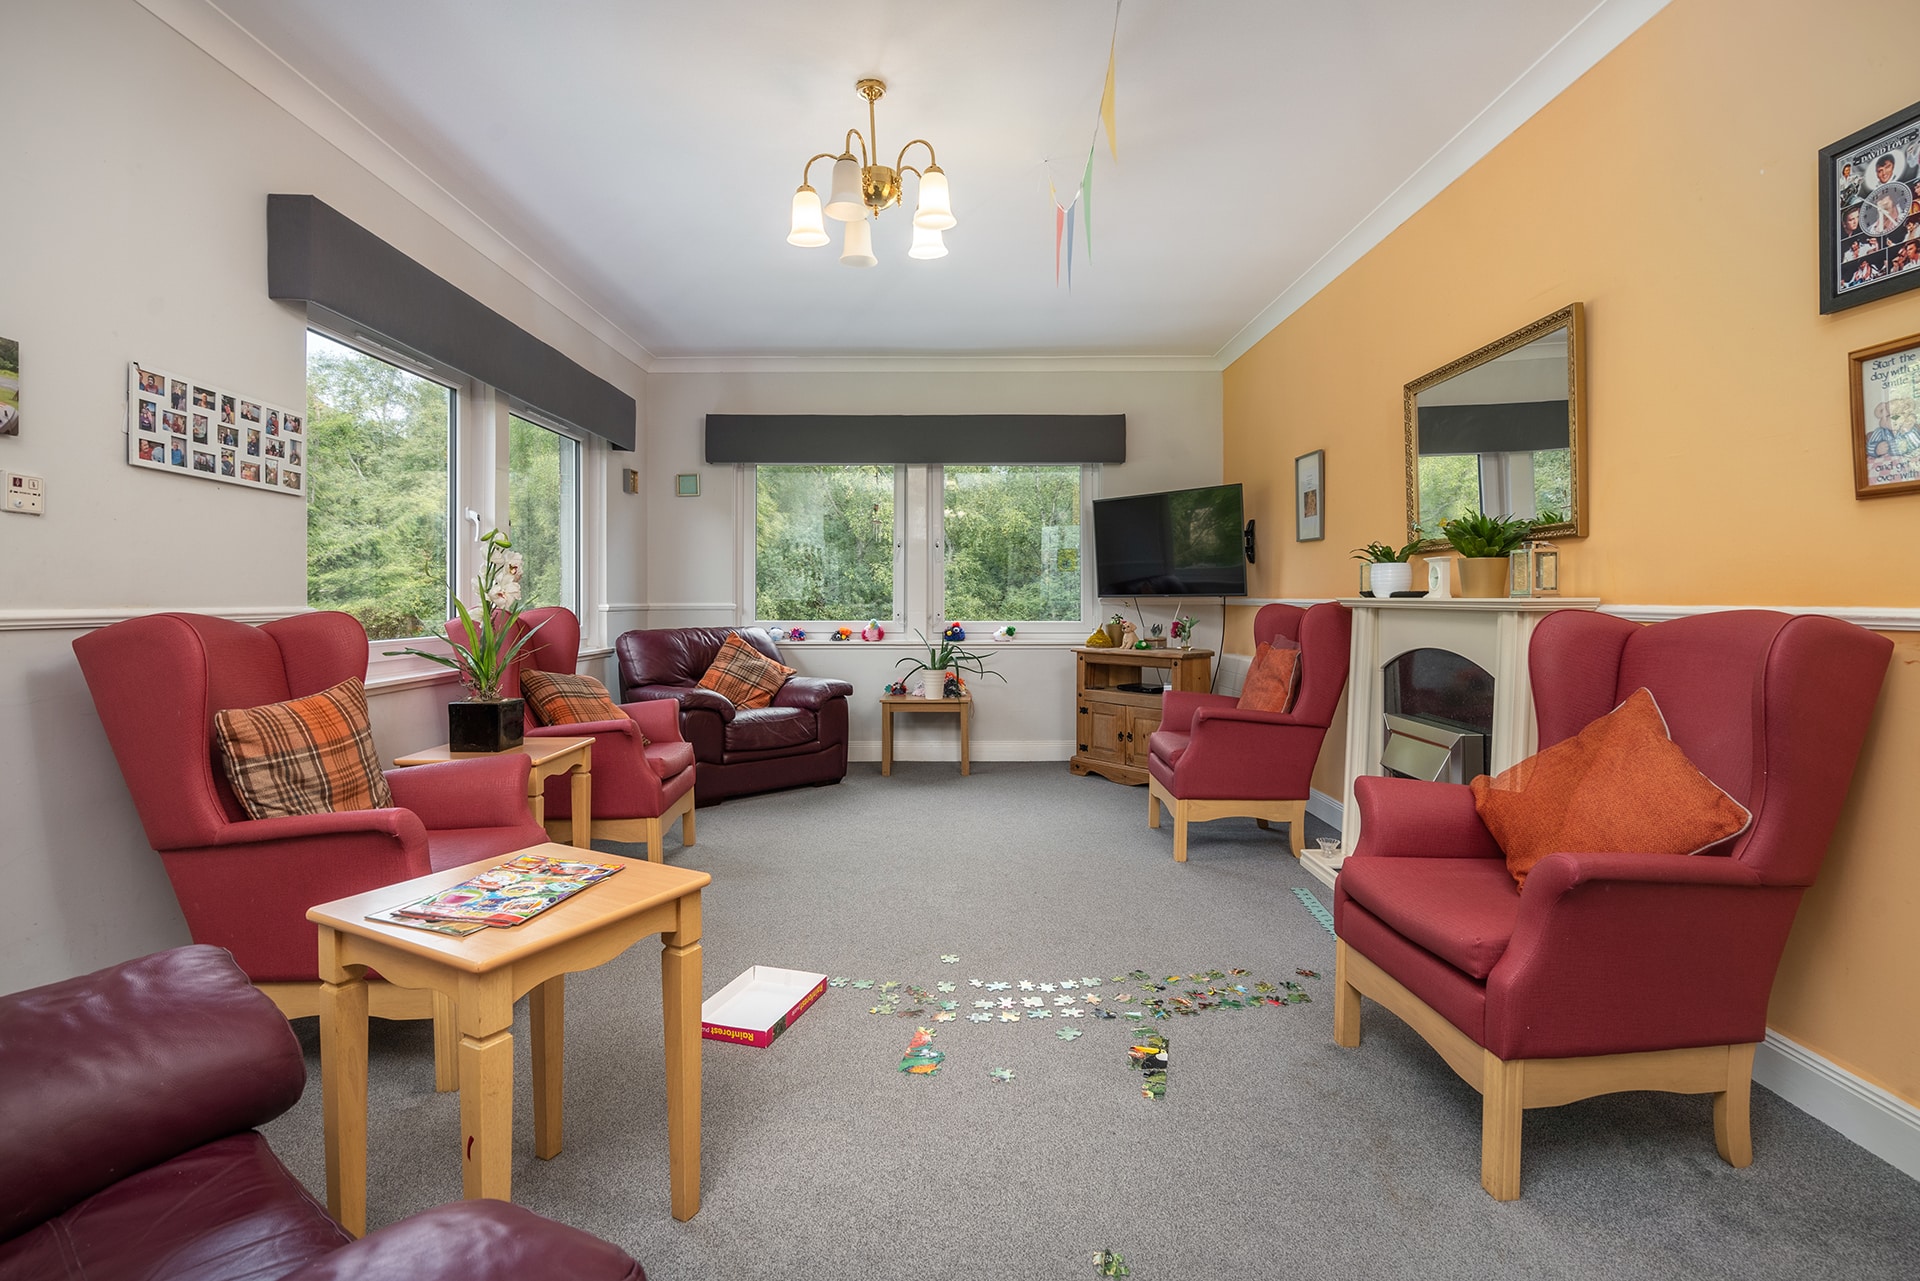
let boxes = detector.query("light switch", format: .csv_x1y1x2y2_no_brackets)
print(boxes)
4,471,45,515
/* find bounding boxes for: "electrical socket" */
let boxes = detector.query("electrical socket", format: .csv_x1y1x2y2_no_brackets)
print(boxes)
4,471,45,515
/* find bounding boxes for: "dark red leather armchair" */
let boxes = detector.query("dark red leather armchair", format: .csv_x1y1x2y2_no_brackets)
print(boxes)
615,626,852,804
1333,609,1893,1199
0,945,643,1281
483,607,697,860
1146,602,1352,861
72,612,549,1020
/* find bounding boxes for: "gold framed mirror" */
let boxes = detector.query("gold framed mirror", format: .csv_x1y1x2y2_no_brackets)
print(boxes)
1404,302,1586,547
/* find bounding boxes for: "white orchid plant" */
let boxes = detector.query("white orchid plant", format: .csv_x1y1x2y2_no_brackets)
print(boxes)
387,528,544,700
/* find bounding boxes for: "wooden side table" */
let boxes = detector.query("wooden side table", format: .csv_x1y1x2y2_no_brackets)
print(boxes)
394,736,593,850
879,695,971,776
309,846,711,1233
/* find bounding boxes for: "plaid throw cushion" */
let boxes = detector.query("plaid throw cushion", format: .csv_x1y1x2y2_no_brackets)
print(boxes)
214,677,394,820
521,670,624,726
696,633,794,710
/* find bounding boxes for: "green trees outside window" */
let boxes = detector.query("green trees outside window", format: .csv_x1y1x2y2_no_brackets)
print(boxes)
508,413,579,612
305,331,450,641
756,464,896,621
942,465,1081,622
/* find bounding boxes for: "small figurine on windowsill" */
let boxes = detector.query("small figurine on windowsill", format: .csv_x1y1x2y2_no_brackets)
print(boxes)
832,626,853,641
942,623,965,642
862,619,886,641
787,627,807,641
992,625,1015,642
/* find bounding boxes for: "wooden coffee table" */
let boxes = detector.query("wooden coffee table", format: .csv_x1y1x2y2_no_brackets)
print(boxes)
309,846,710,1233
879,694,972,775
394,736,593,849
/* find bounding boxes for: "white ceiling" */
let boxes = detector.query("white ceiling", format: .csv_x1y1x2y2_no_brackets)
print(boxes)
194,0,1654,365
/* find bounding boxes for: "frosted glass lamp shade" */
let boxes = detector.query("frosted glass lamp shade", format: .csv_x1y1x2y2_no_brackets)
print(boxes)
787,185,829,247
908,222,948,259
913,165,955,230
839,215,877,268
824,156,865,222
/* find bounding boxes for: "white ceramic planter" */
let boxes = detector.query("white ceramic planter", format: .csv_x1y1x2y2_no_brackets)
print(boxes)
1369,562,1413,596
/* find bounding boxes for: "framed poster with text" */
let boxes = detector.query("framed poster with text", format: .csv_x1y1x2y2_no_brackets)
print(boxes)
1849,333,1920,499
1295,449,1324,542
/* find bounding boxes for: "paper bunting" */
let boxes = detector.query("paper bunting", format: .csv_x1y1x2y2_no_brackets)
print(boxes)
1052,1,1120,287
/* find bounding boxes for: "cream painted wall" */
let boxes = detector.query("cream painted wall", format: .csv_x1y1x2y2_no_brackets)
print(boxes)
640,370,1227,757
0,1,645,994
1221,0,1920,1103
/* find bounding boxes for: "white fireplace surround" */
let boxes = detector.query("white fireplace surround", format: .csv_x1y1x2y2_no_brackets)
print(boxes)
1336,596,1601,858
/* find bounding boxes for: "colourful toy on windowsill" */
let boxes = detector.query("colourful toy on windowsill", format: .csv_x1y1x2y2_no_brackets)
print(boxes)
862,620,886,641
769,626,789,640
992,626,1015,641
832,626,853,641
788,627,807,641
942,623,965,642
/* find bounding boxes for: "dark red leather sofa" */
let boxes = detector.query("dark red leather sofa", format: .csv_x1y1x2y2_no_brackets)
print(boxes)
614,627,852,804
0,945,642,1281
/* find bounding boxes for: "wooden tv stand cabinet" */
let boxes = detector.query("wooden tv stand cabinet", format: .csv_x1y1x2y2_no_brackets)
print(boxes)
1069,646,1215,786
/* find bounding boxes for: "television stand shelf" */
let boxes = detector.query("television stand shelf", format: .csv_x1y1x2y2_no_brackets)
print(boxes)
1069,646,1214,786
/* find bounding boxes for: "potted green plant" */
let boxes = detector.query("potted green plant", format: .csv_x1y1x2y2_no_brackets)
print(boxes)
386,528,546,750
1435,511,1536,597
1351,535,1424,597
895,630,1007,699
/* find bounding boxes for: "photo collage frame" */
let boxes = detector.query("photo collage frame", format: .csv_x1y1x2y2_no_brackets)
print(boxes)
127,362,305,496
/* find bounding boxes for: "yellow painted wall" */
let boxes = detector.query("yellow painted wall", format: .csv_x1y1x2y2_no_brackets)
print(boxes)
1223,0,1920,1103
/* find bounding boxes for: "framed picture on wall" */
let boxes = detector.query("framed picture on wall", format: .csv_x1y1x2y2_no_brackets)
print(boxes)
1295,449,1324,542
1819,98,1920,314
1849,332,1920,498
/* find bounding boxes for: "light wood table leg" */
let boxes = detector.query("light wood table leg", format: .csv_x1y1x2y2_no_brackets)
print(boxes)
570,762,592,850
432,990,459,1093
959,699,971,775
318,953,370,1238
662,897,703,1222
526,774,545,827
531,975,565,1160
459,1028,515,1202
880,703,894,776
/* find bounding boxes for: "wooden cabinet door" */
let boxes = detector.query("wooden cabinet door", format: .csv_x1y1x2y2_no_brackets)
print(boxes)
1124,706,1161,770
1086,703,1125,765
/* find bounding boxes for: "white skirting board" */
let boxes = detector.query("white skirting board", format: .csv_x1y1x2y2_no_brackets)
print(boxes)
1307,792,1920,1181
1754,1031,1920,1181
849,740,1073,763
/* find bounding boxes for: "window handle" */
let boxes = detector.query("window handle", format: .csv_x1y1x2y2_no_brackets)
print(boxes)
464,507,482,541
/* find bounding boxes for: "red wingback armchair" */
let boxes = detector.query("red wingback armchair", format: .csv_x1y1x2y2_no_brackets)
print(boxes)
615,626,853,804
0,945,643,1281
479,607,697,860
1333,609,1893,1199
1146,602,1352,861
72,612,550,1022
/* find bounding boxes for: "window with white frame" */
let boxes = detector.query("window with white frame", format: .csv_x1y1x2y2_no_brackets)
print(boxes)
941,464,1083,624
754,464,900,623
306,328,597,648
304,330,453,642
747,461,1091,632
507,411,582,614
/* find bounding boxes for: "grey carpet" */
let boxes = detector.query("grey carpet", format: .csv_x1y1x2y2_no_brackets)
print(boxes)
264,763,1920,1280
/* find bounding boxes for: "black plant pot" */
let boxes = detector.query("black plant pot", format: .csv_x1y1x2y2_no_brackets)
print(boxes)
448,698,525,753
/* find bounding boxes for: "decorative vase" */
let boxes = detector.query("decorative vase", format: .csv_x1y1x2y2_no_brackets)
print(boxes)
1368,562,1413,596
1103,621,1124,646
449,697,525,753
1456,557,1510,599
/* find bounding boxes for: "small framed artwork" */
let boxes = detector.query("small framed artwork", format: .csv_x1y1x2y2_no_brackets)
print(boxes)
1819,98,1920,314
1850,332,1920,498
0,335,18,436
675,472,701,498
1294,449,1324,542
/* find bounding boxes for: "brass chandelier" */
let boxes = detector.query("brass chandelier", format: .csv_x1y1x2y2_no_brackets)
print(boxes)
787,78,956,266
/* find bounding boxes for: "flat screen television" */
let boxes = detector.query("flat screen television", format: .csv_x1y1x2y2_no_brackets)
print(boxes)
1092,483,1247,597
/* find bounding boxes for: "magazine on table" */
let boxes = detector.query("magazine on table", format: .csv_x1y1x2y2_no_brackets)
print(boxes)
369,852,622,934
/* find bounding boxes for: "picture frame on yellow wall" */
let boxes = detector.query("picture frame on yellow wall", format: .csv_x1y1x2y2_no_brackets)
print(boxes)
1849,333,1920,499
1818,98,1920,314
1295,449,1324,542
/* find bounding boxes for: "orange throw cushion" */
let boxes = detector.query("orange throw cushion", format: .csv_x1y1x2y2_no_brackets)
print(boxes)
1471,687,1751,889
521,670,624,726
1237,638,1302,714
696,633,795,710
214,677,394,820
